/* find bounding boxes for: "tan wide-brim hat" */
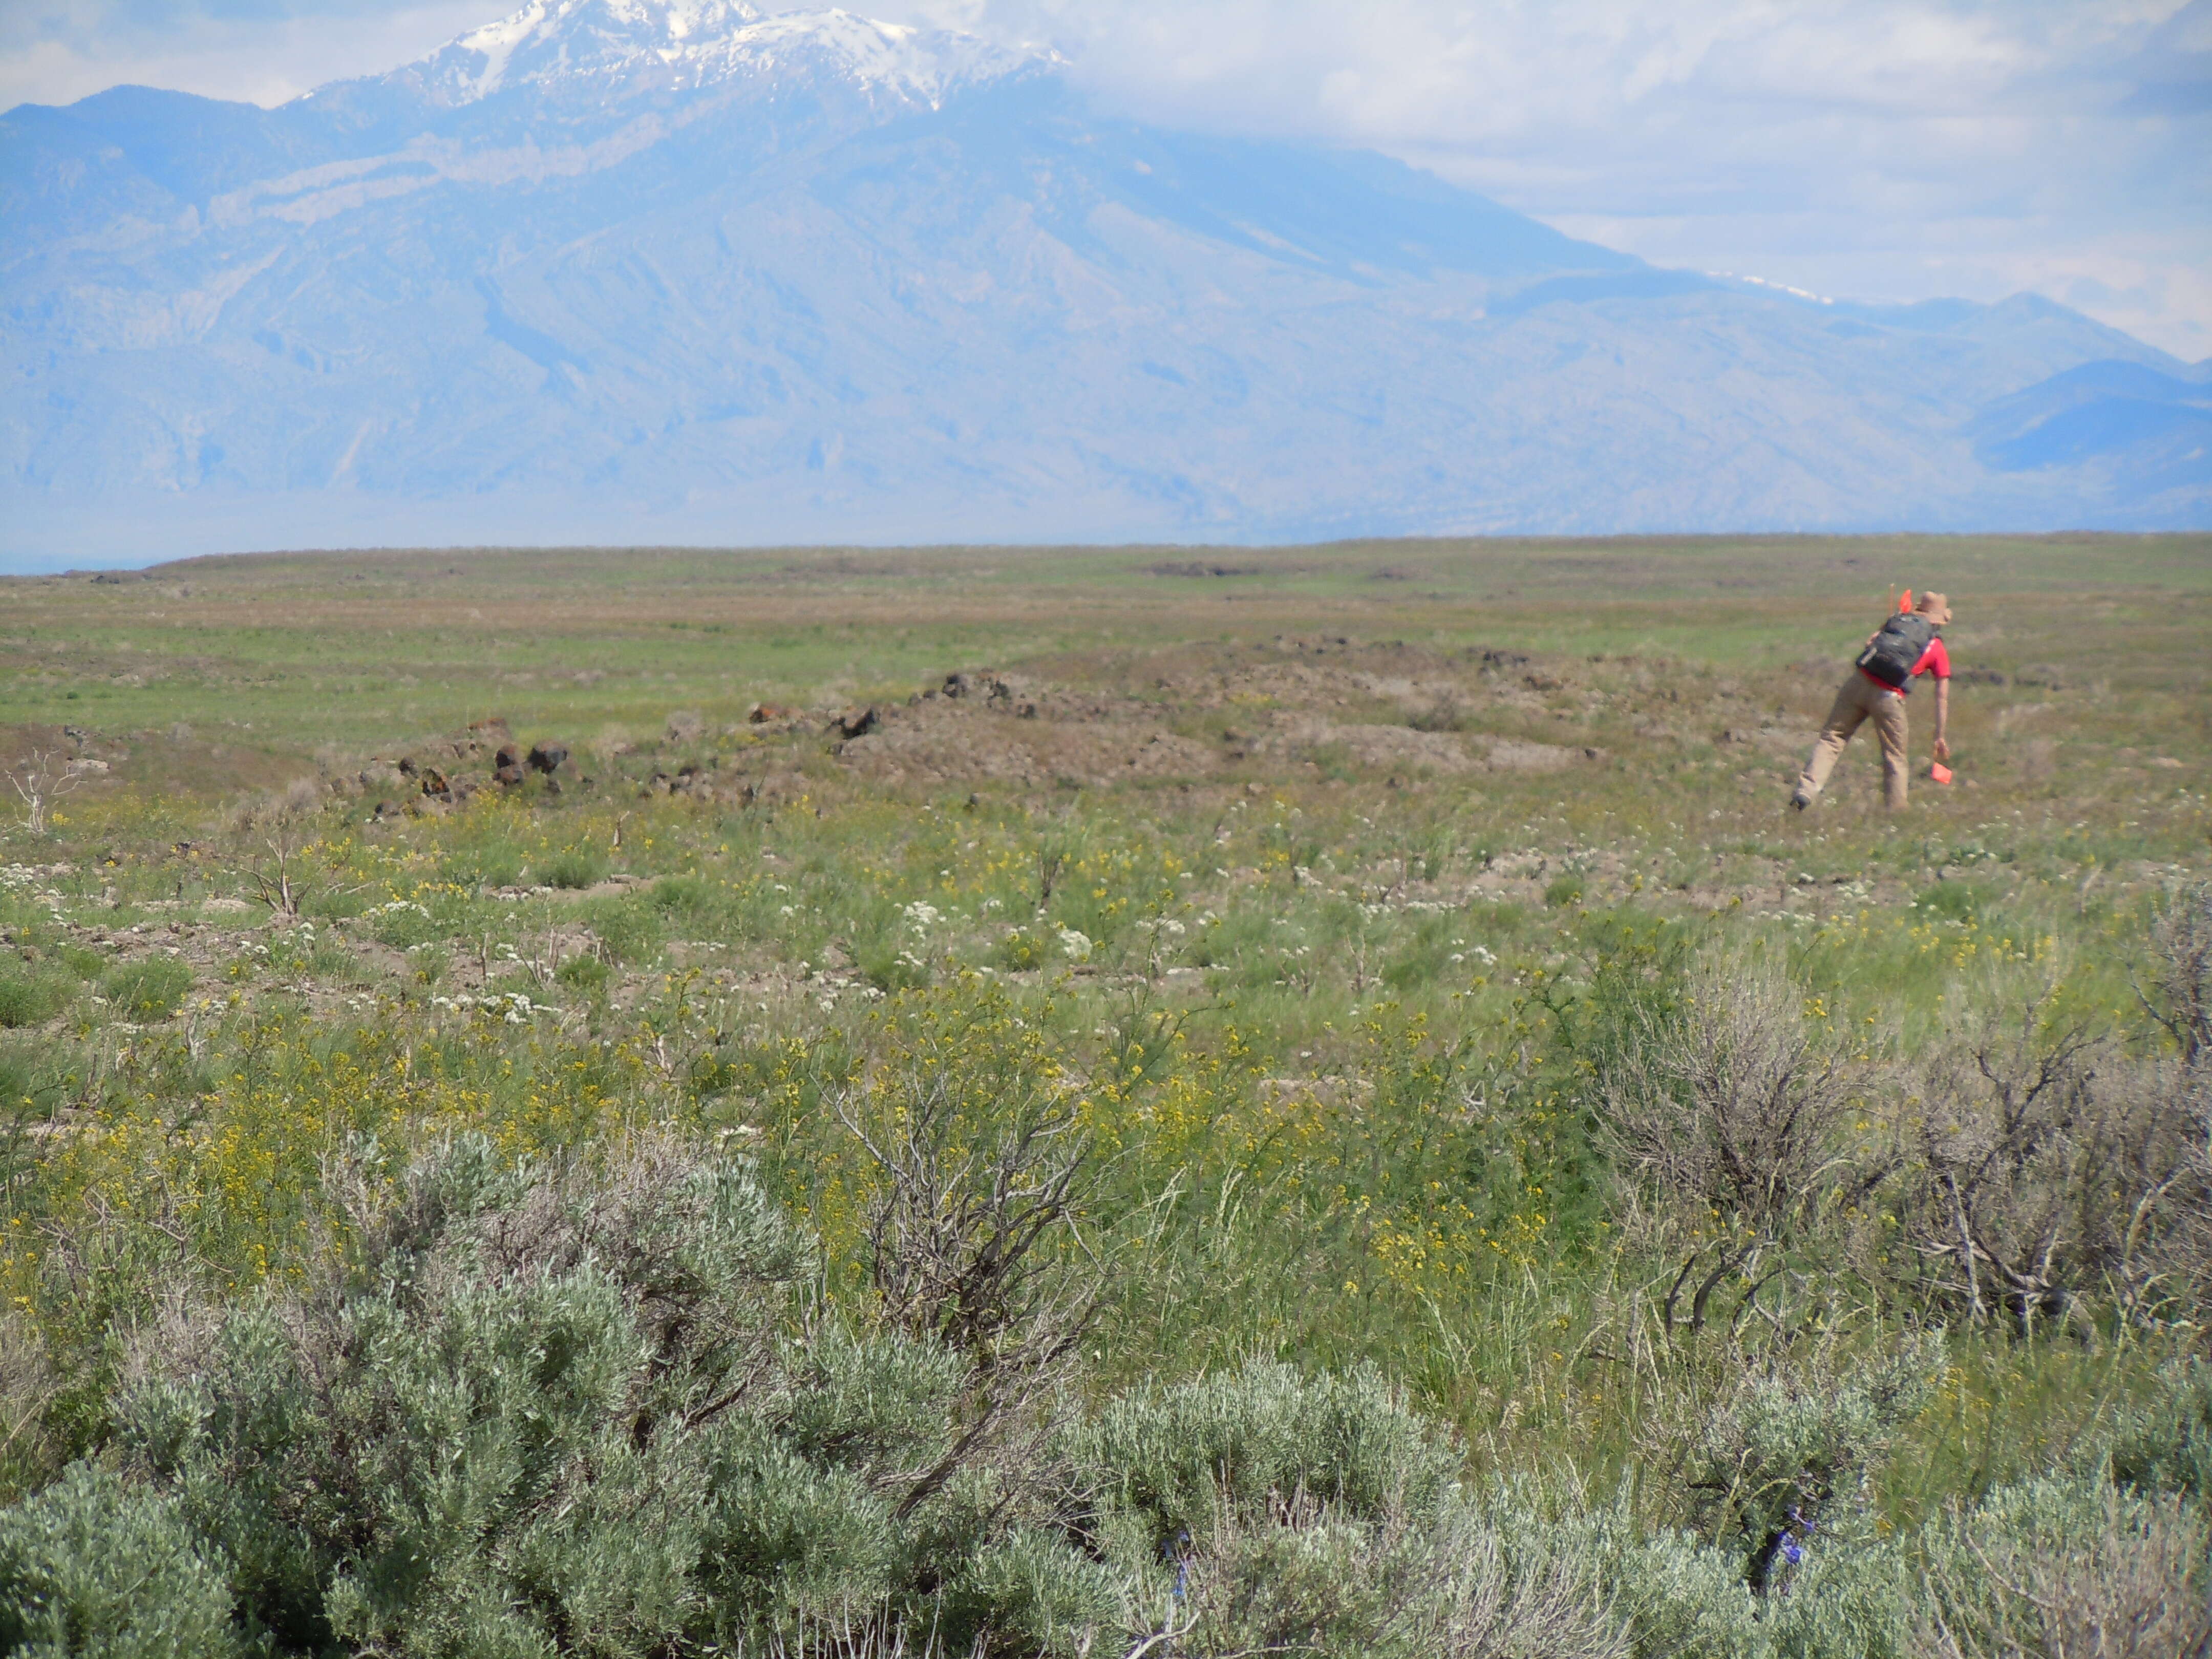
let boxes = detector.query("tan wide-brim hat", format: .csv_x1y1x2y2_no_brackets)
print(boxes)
1912,591,1952,626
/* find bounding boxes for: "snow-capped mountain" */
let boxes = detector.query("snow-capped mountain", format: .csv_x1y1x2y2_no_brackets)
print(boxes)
379,0,1045,112
1,3,2204,563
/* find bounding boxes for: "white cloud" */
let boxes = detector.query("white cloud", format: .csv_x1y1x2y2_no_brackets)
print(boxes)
0,1,495,108
876,0,2210,356
5,0,2207,357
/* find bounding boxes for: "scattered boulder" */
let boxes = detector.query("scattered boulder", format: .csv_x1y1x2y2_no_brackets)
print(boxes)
833,707,880,740
749,704,798,724
526,742,568,774
418,767,450,799
657,763,712,797
942,670,1016,704
494,743,522,772
397,756,419,778
495,763,525,788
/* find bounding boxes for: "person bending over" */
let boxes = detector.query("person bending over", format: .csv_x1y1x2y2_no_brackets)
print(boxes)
1793,590,1951,812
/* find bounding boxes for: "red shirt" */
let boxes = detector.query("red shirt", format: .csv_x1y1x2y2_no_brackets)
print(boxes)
1862,634,1949,695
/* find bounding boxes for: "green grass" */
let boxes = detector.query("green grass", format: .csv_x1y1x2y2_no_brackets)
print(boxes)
5,533,2206,780
0,973,70,1030
0,535,2206,1648
540,847,610,889
96,960,192,1022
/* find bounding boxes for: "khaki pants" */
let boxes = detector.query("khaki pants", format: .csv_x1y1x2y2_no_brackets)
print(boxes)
1797,674,1909,810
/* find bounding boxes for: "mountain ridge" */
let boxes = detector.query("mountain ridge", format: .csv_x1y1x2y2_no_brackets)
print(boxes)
3,0,2204,564
394,0,1043,109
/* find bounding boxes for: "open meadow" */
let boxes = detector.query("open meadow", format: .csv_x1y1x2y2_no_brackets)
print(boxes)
2,533,2209,1656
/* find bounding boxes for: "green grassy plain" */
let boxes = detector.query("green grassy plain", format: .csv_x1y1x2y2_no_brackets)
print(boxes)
2,532,2208,1653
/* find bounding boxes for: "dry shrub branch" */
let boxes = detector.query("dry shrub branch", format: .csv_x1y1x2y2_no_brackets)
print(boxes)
1907,991,2206,1331
837,1056,1106,1521
1596,955,1872,1335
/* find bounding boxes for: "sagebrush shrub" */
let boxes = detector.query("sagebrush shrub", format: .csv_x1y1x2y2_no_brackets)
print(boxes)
6,1119,2197,1659
1594,952,1857,1246
1684,1336,1943,1594
0,1462,239,1658
100,1134,1144,1655
1915,1476,2210,1659
1075,1359,1461,1549
2108,1358,2212,1504
941,1526,1124,1659
1528,1506,1761,1659
1167,1490,1629,1659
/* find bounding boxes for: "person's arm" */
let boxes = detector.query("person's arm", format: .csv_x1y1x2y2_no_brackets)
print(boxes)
1932,678,1950,761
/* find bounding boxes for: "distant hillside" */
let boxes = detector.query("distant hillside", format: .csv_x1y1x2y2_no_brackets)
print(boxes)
3,0,2205,562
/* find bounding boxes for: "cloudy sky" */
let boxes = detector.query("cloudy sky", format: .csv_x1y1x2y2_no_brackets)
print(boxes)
6,0,2208,358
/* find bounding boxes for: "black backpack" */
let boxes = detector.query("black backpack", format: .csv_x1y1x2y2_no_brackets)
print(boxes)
1856,612,1936,689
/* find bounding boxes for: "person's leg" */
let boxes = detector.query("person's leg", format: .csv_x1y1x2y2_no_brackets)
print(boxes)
1795,678,1867,805
1871,687,1910,810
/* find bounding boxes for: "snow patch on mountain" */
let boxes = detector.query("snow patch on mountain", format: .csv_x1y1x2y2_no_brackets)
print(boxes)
402,0,1049,109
